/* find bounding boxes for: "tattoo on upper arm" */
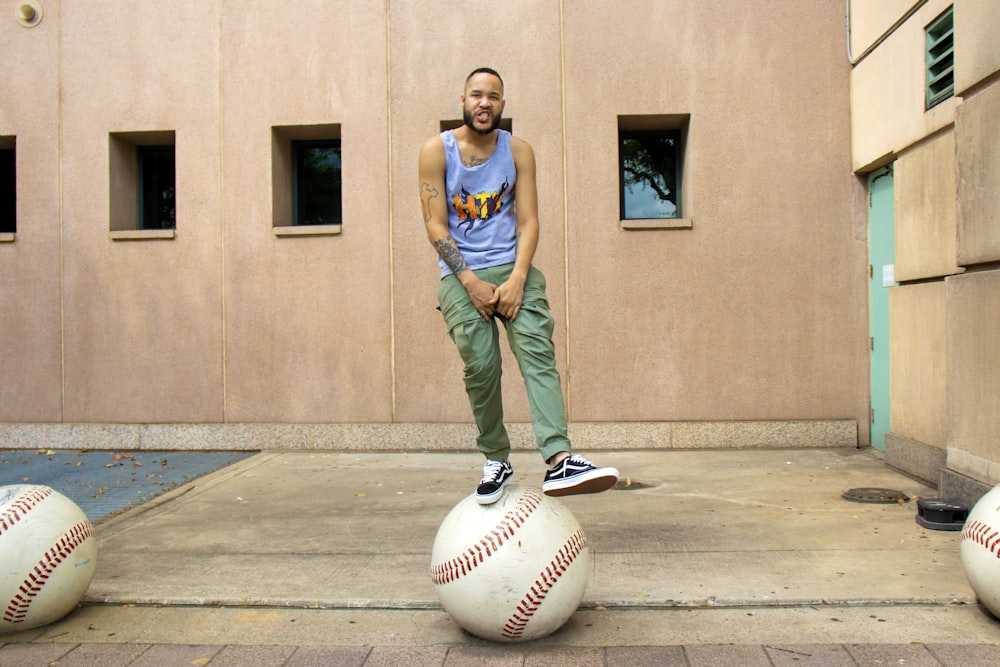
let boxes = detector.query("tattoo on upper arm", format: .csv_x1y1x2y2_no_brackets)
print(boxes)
433,236,469,274
420,182,438,223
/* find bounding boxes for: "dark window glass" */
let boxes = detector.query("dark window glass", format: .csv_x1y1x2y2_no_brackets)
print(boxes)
1,149,15,234
294,141,342,226
620,131,680,219
138,146,175,230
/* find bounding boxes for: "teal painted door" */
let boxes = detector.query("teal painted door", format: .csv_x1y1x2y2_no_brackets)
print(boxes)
868,167,894,451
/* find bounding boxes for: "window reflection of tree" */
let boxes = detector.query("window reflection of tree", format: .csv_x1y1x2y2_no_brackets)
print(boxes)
621,133,678,218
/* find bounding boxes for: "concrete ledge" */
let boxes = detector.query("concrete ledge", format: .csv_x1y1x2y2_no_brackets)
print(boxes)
947,446,1000,487
884,433,946,487
0,420,856,451
939,466,994,509
671,420,856,449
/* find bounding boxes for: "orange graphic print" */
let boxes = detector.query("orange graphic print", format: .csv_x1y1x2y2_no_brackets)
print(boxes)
452,179,509,235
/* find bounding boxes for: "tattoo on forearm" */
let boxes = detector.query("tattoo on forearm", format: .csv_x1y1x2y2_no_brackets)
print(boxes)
420,182,438,223
433,236,469,275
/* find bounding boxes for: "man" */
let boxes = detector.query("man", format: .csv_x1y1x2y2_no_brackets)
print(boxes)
418,67,618,505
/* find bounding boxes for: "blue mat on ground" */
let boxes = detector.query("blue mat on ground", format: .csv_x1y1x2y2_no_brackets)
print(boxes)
0,450,256,524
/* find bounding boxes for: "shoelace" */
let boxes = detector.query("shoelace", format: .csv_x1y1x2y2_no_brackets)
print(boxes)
481,460,506,483
566,454,593,467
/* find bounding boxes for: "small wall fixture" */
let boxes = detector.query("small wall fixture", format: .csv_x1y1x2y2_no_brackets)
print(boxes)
15,1,42,27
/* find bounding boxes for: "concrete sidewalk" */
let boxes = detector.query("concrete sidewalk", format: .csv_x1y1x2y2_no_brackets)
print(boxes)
2,448,999,665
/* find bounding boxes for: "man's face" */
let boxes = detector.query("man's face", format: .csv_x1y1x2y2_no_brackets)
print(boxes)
462,72,505,135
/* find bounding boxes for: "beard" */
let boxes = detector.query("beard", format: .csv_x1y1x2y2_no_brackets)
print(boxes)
463,107,503,135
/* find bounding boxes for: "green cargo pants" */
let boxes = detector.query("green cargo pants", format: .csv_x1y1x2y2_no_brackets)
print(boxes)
438,264,571,464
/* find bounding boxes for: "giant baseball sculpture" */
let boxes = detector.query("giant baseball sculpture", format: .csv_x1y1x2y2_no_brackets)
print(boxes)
0,485,98,632
430,485,591,642
960,485,1000,619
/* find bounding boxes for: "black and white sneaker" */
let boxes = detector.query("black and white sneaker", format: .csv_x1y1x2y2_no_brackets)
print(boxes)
476,460,514,505
542,454,618,497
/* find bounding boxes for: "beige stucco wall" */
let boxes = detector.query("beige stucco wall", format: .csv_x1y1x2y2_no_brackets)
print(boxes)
847,0,919,58
894,130,961,282
220,2,393,423
850,1,1000,490
849,0,959,171
954,0,1000,94
956,81,1000,265
2,1,868,446
58,1,225,423
947,79,1000,487
889,282,947,448
0,6,62,421
561,1,867,425
946,270,1000,483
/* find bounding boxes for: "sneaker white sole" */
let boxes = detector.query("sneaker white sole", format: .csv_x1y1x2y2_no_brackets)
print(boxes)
542,467,619,497
475,476,512,505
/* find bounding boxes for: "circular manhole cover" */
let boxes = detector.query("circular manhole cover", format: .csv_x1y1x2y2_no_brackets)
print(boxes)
842,487,909,504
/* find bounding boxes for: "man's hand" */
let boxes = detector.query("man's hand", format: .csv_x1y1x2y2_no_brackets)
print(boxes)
490,272,526,321
460,272,499,321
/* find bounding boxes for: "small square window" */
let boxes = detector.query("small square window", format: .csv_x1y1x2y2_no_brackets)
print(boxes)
1,139,14,236
109,130,176,238
620,130,681,220
293,140,342,226
925,6,954,110
272,124,342,236
137,146,176,230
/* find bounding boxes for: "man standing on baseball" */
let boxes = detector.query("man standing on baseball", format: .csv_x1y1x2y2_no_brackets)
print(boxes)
418,67,618,505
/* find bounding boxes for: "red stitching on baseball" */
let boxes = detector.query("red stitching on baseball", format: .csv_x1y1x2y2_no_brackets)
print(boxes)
3,520,95,624
501,528,589,639
0,487,54,536
430,488,543,585
962,520,1000,559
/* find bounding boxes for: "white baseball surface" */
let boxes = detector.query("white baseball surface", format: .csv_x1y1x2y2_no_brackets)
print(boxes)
0,485,98,632
960,485,1000,619
430,485,591,642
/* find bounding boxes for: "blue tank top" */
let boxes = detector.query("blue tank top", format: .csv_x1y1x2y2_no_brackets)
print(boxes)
439,129,518,277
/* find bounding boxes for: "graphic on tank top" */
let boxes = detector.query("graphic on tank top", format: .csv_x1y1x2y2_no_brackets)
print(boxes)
451,178,510,238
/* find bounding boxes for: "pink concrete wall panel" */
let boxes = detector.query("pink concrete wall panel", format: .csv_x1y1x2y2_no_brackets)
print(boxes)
0,9,63,421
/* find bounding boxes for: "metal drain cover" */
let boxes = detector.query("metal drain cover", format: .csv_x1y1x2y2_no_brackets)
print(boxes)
842,487,909,504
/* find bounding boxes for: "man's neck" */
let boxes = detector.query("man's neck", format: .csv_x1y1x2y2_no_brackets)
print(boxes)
454,125,499,148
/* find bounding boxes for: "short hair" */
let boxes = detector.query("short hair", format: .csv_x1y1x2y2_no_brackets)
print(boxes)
465,67,504,92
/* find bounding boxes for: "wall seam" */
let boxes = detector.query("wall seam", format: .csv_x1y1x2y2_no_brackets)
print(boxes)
558,0,571,418
57,0,66,421
218,0,228,423
386,0,397,421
